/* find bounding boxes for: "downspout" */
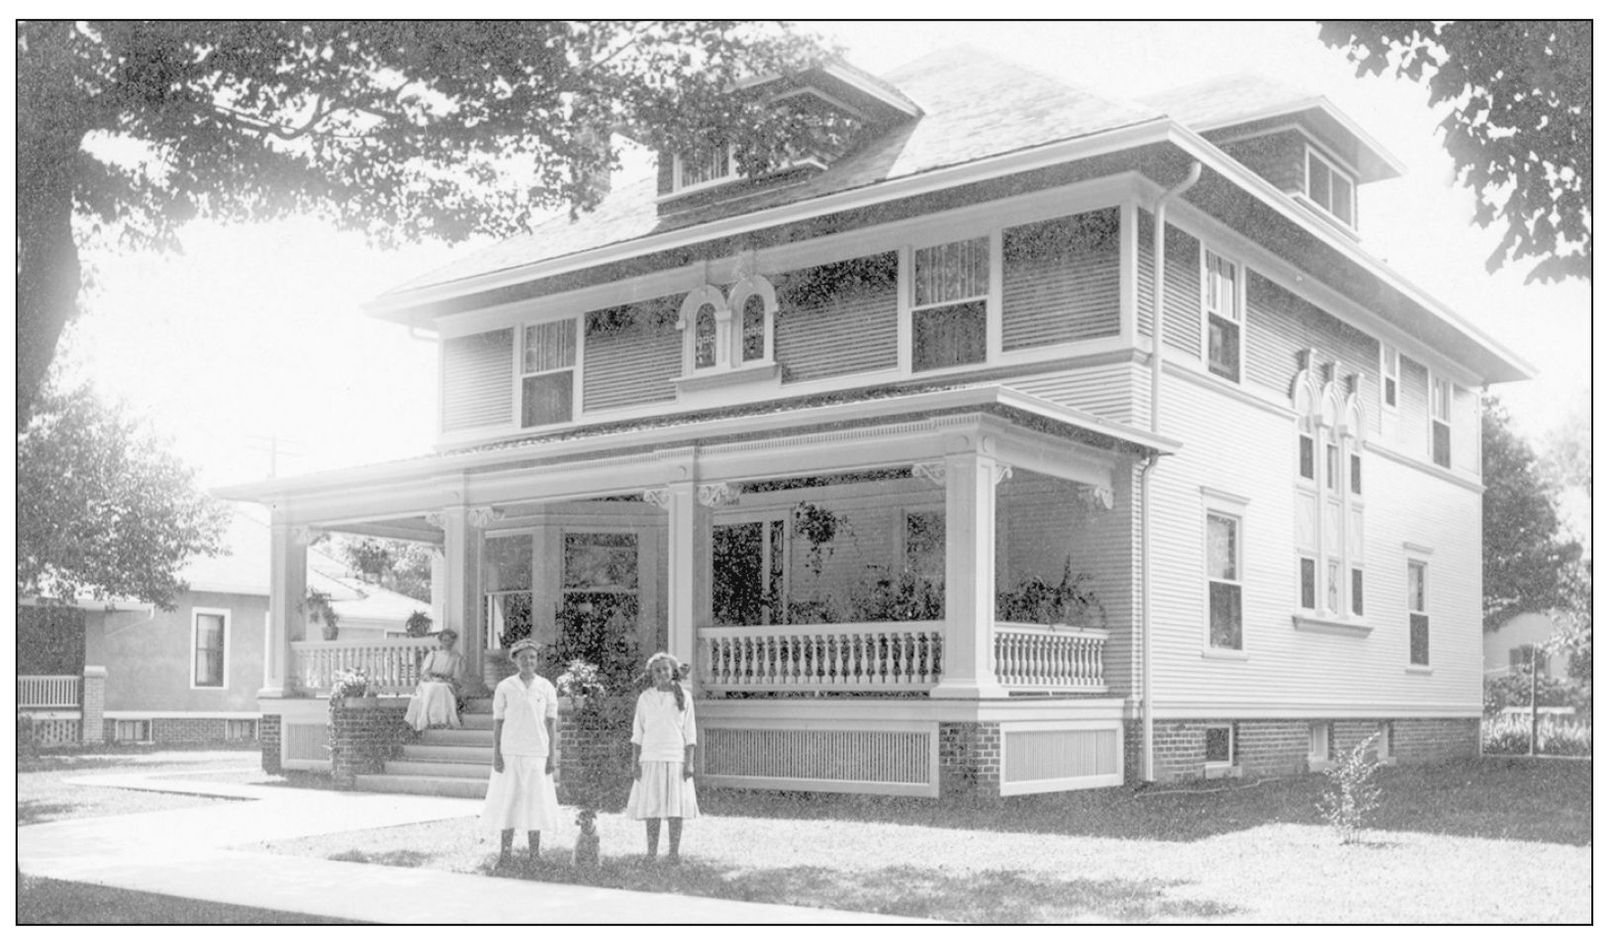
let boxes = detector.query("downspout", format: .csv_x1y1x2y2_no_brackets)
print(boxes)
1142,161,1202,784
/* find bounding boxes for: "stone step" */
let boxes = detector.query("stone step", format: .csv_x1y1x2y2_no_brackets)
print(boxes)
398,743,493,764
459,713,495,729
462,698,494,714
353,773,488,799
385,759,491,780
417,728,494,747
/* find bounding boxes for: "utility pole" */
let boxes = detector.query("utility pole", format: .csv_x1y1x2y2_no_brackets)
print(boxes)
246,434,305,479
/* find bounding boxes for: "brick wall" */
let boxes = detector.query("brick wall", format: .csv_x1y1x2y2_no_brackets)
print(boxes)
939,721,1002,804
1330,720,1384,760
329,698,413,788
81,666,107,745
1122,718,1143,785
261,714,282,774
557,698,634,811
1234,720,1311,777
1391,718,1479,761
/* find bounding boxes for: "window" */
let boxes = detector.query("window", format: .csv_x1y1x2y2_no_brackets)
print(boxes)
1381,344,1400,409
521,319,577,427
1325,440,1339,491
905,510,947,585
1308,723,1330,763
741,294,767,362
1430,376,1453,468
227,719,257,742
114,719,152,743
1292,366,1365,624
713,519,786,626
1349,452,1362,496
1207,512,1243,650
912,238,989,371
483,534,533,649
694,305,717,369
1408,561,1429,666
1299,557,1317,611
562,531,639,617
1351,568,1364,616
673,145,737,192
679,277,777,377
192,611,226,688
1203,249,1241,381
1509,645,1548,676
1306,149,1356,227
1205,725,1235,768
1298,433,1315,480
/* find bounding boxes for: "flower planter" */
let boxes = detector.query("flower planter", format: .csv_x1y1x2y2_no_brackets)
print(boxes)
341,696,381,709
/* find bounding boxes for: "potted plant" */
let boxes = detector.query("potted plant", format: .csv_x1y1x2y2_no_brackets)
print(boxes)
997,558,1101,628
404,610,433,639
303,587,341,641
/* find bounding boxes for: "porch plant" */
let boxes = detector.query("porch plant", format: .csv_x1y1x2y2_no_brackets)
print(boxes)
404,610,433,638
303,587,341,640
996,558,1102,627
555,658,632,813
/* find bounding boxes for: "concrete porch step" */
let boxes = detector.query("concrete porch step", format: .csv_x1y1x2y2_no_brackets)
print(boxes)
353,773,488,798
398,743,492,764
384,759,491,779
416,728,493,747
462,698,494,714
458,713,495,729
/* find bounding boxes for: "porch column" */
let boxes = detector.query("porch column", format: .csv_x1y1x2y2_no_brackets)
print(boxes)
260,520,310,698
932,452,1008,699
645,480,719,669
428,506,478,690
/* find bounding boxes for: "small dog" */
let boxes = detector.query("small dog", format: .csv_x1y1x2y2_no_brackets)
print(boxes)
572,809,600,874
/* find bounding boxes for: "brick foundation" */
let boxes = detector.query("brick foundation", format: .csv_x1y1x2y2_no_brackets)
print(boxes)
1390,717,1480,760
261,714,283,774
80,666,107,746
329,698,413,788
557,698,634,811
1122,718,1144,785
1151,716,1481,782
939,721,1002,804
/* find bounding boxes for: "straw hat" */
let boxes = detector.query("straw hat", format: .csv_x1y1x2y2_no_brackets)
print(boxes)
506,637,543,659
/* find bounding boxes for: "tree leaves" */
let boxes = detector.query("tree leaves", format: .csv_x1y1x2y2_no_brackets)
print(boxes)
17,382,230,610
1318,20,1591,284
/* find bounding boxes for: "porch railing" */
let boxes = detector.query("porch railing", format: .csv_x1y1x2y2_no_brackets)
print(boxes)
994,623,1107,691
698,621,943,693
18,675,80,708
291,636,438,695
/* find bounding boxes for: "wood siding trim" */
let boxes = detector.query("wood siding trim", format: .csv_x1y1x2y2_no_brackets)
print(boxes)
440,329,514,432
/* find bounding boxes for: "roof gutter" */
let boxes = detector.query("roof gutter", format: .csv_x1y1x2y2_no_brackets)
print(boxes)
1142,159,1202,785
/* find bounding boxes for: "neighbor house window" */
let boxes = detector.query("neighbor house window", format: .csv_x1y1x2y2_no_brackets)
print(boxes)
521,319,577,427
1430,375,1453,468
115,719,152,743
1306,148,1356,227
911,238,989,371
227,719,257,741
1207,511,1243,650
1509,645,1548,676
1408,560,1429,666
192,611,226,688
1203,249,1241,381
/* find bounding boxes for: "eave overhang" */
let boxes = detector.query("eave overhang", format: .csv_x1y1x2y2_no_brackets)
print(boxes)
214,384,1179,511
1192,96,1405,183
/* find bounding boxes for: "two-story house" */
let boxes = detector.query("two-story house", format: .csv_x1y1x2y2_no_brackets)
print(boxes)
223,49,1529,799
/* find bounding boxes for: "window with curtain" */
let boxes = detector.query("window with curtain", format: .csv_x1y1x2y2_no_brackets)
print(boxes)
521,319,577,427
912,238,989,371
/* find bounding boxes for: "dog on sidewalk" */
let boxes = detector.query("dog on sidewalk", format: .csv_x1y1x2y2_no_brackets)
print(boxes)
572,809,600,874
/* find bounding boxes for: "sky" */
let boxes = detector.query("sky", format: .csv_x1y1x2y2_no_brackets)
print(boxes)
51,20,1592,493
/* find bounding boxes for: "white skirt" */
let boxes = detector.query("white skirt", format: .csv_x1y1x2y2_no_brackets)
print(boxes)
404,681,459,731
625,761,700,820
479,755,561,835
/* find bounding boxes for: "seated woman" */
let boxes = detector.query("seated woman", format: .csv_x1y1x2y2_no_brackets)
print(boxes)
404,629,463,731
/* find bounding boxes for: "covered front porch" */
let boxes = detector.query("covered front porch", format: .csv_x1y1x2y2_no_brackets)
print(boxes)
230,386,1172,795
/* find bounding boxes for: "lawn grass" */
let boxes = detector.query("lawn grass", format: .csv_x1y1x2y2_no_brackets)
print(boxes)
258,756,1591,923
16,875,352,925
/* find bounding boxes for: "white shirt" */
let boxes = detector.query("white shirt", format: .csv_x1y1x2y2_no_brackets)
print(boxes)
630,687,697,762
492,673,558,757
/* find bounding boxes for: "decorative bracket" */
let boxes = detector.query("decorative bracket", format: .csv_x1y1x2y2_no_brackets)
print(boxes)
466,506,503,529
642,488,672,511
424,511,446,530
698,482,740,507
1079,484,1115,511
291,526,321,546
911,462,947,487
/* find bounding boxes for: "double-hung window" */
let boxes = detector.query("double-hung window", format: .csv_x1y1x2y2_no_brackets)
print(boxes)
911,238,989,371
192,611,226,688
1430,376,1453,468
1206,510,1243,650
483,533,533,649
1380,344,1400,410
521,319,577,427
1203,249,1242,381
1306,148,1356,227
1408,560,1429,666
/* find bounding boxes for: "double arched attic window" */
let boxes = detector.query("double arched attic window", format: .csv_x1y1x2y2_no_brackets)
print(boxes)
1292,355,1366,619
677,275,778,375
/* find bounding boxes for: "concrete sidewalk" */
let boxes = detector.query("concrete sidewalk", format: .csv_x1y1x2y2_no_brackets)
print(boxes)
19,771,926,924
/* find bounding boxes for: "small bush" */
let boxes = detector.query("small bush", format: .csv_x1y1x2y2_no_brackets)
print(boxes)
1481,715,1592,757
1317,733,1386,844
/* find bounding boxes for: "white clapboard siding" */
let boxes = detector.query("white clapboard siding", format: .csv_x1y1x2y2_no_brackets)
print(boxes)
1397,354,1430,461
777,282,898,384
1245,271,1381,407
1452,385,1480,477
441,329,513,431
582,311,682,412
1004,362,1140,427
1001,210,1121,350
1145,373,1482,717
1131,213,1202,357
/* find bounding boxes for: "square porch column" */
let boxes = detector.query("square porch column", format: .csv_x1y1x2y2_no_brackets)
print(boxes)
260,520,309,698
645,480,718,669
932,452,1007,699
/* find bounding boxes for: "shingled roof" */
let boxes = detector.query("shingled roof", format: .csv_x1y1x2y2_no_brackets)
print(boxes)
378,47,1160,300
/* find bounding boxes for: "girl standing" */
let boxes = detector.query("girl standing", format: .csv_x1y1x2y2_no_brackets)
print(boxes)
625,652,699,863
480,638,561,867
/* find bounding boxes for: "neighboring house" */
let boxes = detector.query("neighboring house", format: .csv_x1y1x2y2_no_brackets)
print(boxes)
222,51,1530,798
1483,612,1571,682
17,505,432,746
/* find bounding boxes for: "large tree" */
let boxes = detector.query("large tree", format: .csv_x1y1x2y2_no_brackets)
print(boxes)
1480,395,1583,631
17,382,230,608
17,21,834,421
1318,21,1591,283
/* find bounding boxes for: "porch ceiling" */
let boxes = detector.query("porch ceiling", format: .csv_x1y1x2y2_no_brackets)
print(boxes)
218,385,1177,529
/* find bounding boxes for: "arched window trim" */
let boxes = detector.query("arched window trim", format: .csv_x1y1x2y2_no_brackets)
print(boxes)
677,278,778,378
677,285,729,375
1293,362,1366,623
726,274,778,365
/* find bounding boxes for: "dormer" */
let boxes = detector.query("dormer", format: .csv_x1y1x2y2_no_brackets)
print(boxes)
1137,74,1402,236
655,61,921,213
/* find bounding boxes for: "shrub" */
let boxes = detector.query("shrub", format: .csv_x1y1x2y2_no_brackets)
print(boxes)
1481,714,1592,757
327,667,371,715
1317,733,1386,844
1482,671,1577,717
